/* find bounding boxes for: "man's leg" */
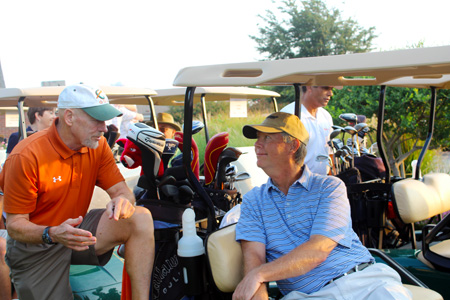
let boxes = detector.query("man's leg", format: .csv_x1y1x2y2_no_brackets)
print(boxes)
0,235,11,300
95,206,154,300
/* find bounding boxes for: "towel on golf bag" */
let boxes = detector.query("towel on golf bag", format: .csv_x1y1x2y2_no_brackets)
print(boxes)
335,167,361,185
354,155,386,182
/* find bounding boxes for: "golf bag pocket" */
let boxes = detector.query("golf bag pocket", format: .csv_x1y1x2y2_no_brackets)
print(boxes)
137,198,191,224
202,187,241,213
151,228,185,300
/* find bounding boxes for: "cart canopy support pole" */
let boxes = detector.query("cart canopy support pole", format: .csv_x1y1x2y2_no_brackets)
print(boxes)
377,85,390,183
293,83,302,119
200,94,210,143
415,87,437,180
17,96,27,141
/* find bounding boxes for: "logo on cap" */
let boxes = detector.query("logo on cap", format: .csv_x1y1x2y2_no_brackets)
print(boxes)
95,89,107,104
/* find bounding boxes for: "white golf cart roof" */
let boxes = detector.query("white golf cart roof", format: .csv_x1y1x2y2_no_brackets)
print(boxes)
382,74,450,89
152,87,280,106
106,87,280,106
173,46,450,87
0,86,157,107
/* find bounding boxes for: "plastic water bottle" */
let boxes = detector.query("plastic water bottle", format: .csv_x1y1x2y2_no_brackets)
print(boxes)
177,208,205,295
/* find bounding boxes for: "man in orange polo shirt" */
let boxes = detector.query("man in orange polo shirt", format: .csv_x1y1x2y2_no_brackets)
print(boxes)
0,84,155,300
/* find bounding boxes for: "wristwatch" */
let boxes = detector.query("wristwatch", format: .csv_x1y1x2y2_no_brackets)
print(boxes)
42,226,56,244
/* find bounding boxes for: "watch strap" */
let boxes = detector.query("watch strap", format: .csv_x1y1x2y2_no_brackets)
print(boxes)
42,226,56,244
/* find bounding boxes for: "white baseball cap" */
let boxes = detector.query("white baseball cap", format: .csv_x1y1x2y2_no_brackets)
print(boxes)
58,84,122,121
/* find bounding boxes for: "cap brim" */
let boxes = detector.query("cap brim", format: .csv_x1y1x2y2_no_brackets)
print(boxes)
147,121,182,132
243,125,283,139
159,122,182,132
82,104,123,121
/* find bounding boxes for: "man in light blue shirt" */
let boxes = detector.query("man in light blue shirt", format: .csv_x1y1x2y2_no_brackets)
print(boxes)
233,112,411,300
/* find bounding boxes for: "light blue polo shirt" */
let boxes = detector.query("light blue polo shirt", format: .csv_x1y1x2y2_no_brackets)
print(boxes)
236,166,373,295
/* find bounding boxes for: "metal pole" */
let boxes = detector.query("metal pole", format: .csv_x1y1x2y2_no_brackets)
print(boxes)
145,96,158,130
0,60,5,88
200,94,210,142
377,85,390,183
271,97,278,112
293,84,301,118
183,87,216,231
415,87,436,179
18,97,27,141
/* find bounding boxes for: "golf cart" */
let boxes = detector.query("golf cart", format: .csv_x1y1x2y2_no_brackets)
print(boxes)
169,45,450,299
370,74,450,298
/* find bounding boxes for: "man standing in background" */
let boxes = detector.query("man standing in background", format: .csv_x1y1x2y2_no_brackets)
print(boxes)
281,86,336,175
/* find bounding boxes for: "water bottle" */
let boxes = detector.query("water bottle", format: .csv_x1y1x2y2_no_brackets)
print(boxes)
177,208,205,295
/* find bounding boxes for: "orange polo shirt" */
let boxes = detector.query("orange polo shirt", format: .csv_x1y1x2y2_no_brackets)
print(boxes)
0,119,124,226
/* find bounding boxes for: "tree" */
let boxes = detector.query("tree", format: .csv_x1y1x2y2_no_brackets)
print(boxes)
331,86,450,176
251,0,377,60
251,1,448,176
252,0,377,106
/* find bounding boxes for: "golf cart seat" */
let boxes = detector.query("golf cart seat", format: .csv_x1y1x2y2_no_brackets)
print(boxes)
417,236,450,271
391,175,450,249
206,225,442,299
205,223,243,293
416,173,450,271
403,284,443,300
422,173,450,207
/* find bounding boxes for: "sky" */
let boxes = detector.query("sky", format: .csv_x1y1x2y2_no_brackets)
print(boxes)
1,0,449,90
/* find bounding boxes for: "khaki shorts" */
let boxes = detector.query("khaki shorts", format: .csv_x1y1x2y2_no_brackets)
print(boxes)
6,209,114,300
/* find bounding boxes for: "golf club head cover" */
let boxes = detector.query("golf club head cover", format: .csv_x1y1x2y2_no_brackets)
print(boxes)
117,136,167,179
214,147,241,189
174,132,200,180
204,132,229,186
127,123,165,180
162,138,179,170
116,138,143,174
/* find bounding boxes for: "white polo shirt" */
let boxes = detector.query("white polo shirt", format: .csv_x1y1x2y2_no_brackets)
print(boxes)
281,103,333,175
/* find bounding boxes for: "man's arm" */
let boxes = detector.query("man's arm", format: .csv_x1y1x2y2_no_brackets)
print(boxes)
4,181,135,249
233,235,337,300
105,181,136,221
233,240,268,300
6,213,96,251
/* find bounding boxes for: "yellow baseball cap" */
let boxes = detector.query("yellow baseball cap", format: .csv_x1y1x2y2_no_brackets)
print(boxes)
243,112,309,145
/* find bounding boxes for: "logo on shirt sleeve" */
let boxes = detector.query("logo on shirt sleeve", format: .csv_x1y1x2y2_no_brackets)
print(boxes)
53,176,62,183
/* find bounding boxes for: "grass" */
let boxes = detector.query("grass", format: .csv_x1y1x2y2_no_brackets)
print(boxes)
191,111,271,166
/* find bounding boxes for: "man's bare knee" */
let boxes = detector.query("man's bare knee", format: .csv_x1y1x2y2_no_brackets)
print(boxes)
128,206,154,234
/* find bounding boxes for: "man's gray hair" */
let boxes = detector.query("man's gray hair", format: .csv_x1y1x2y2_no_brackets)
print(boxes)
281,133,307,166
